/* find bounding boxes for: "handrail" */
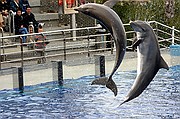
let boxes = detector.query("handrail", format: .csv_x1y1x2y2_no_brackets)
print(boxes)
0,26,102,39
0,21,180,69
149,21,180,33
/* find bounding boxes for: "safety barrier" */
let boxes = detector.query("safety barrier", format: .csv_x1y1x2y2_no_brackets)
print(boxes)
0,26,113,69
148,21,180,48
12,55,105,92
0,21,180,69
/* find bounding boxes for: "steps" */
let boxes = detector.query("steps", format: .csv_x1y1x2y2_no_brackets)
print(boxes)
29,0,62,31
29,0,41,13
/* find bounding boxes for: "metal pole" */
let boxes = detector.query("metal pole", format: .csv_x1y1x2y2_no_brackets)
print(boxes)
87,28,90,57
155,22,158,38
95,55,105,77
52,61,63,86
71,13,76,41
111,36,113,54
20,37,24,67
62,31,66,60
0,37,1,69
8,11,12,35
172,26,175,45
12,13,15,35
0,27,4,68
0,28,4,54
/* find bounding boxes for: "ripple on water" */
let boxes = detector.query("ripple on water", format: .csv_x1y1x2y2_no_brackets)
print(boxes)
0,65,179,118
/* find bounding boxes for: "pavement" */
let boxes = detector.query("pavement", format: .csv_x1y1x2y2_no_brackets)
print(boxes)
0,49,179,90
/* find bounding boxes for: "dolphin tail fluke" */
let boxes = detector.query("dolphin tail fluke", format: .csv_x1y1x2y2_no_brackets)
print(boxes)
103,0,121,8
106,77,118,96
91,77,108,85
91,76,118,96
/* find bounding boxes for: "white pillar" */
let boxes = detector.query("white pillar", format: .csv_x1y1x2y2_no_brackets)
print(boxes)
172,26,175,45
72,14,76,41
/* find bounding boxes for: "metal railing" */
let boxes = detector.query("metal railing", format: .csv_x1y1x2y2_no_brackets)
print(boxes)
148,21,180,48
8,10,15,36
0,21,180,69
0,27,5,68
0,26,113,69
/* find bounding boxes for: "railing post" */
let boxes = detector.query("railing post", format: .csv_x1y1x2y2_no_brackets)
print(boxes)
42,33,46,63
12,13,15,35
8,11,12,35
52,61,63,86
71,13,76,41
20,37,24,67
62,31,66,60
155,21,158,37
8,10,15,36
0,37,1,69
13,67,24,92
172,26,175,45
110,36,114,54
95,55,105,77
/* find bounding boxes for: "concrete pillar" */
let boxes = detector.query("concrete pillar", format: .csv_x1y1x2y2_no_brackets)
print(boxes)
95,55,105,77
52,61,63,86
13,67,24,92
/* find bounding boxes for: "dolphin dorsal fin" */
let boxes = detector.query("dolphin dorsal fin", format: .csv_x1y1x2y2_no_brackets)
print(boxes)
159,56,169,70
103,0,120,8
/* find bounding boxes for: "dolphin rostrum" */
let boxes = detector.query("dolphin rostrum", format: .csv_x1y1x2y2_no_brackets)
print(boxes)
74,1,127,96
120,20,169,105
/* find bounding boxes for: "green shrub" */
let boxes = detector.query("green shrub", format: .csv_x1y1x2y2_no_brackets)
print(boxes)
97,0,180,30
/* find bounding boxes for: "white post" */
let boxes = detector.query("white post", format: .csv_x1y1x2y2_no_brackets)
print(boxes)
172,26,175,45
72,13,76,41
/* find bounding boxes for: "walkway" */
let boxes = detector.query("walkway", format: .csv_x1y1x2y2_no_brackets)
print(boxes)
0,50,179,90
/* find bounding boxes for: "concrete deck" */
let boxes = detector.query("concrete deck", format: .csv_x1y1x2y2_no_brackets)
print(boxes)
0,50,179,90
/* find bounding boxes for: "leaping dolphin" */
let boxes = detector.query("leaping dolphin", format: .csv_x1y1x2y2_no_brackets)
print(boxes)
120,20,169,105
74,1,127,96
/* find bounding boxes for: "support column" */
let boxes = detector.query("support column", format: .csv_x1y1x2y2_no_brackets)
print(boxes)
52,61,63,86
13,67,24,92
71,13,76,41
95,55,105,77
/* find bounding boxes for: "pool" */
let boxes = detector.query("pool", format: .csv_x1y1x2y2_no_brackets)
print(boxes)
0,65,179,119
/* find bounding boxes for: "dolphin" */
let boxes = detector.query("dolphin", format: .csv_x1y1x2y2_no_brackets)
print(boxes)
74,1,126,96
120,20,169,105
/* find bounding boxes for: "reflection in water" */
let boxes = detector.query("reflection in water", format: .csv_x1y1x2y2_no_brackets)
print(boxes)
0,65,179,118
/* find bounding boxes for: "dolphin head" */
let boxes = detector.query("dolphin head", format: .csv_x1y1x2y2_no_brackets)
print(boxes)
130,20,154,48
130,20,153,37
74,4,97,17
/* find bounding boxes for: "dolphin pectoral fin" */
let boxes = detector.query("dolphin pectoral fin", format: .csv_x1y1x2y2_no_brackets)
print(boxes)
106,77,118,96
159,56,169,70
103,0,119,8
132,37,142,49
91,77,108,85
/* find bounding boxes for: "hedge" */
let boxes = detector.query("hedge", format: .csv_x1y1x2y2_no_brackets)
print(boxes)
97,0,180,30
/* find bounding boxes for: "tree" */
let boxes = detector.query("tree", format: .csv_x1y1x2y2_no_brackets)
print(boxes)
165,0,175,18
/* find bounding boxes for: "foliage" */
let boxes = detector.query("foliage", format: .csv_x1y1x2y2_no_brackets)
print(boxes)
97,0,180,30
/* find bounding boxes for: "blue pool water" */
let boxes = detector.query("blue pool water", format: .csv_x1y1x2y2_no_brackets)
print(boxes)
0,65,180,119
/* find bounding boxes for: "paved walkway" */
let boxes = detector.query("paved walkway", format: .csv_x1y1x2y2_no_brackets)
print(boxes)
0,50,179,90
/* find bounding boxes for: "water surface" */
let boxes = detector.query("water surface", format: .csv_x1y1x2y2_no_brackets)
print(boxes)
0,65,179,119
